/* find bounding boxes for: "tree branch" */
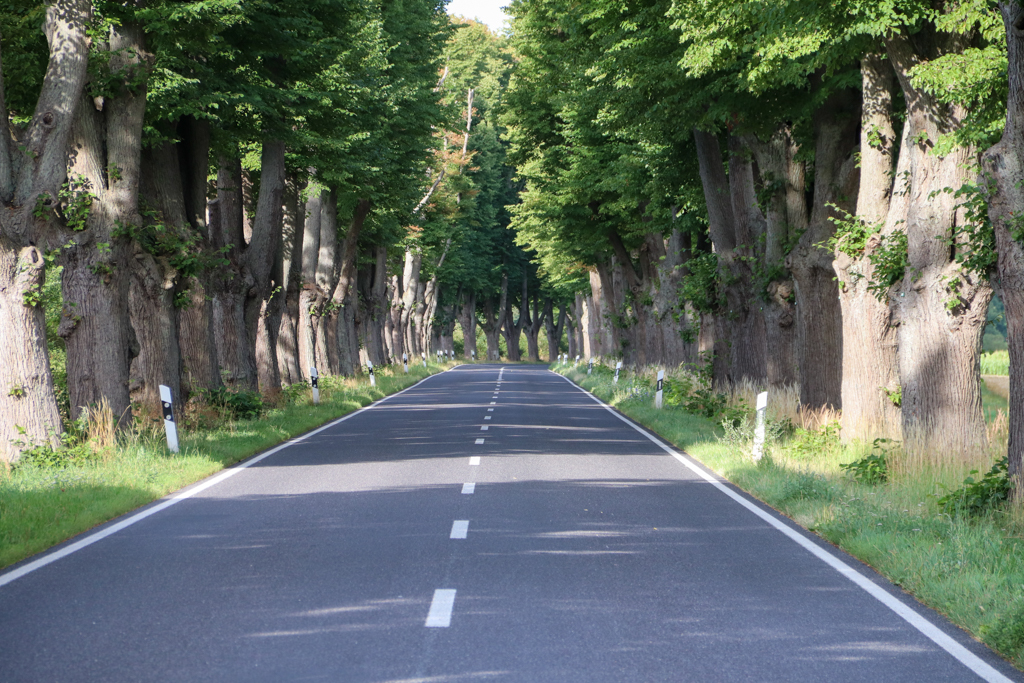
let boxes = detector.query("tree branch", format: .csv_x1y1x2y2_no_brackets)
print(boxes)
15,0,91,207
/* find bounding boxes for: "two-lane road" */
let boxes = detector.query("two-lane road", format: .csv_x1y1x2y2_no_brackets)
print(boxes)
0,364,1017,681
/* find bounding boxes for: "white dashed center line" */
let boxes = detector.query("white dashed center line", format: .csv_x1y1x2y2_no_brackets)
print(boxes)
450,520,469,539
425,589,456,628
480,425,488,431
462,482,475,494
487,408,494,412
474,439,484,446
490,401,496,405
484,416,491,420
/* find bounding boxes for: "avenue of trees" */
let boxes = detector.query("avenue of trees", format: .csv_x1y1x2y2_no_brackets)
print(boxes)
0,1,578,462
501,0,1024,484
7,0,1024,500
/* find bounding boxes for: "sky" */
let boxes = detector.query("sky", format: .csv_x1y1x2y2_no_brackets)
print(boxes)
446,0,510,33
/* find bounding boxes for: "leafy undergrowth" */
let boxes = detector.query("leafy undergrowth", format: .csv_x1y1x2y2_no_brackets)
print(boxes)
0,362,458,570
555,361,1024,671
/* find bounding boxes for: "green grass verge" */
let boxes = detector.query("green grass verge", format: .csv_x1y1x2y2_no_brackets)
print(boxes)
554,363,1024,671
0,362,456,570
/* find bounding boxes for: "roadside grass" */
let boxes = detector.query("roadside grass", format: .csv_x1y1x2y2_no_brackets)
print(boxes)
0,362,457,571
554,361,1024,671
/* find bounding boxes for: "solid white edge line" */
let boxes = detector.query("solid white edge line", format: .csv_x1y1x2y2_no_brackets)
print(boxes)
450,520,469,539
550,370,1012,683
0,369,451,590
425,588,457,627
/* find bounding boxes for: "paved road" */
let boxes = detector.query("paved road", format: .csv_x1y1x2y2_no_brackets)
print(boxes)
0,364,1018,682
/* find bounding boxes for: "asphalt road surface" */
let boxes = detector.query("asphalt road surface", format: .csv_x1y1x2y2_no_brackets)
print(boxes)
1,364,1019,682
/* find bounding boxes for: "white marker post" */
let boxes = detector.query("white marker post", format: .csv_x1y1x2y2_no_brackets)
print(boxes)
450,350,454,360
752,391,768,461
614,361,622,383
472,349,476,361
588,358,593,375
403,353,409,373
655,370,664,409
367,360,376,387
310,366,320,405
575,354,580,367
159,385,179,453
422,351,427,368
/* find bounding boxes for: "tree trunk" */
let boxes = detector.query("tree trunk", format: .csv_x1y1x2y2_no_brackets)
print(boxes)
0,0,91,459
457,289,477,359
61,20,148,423
298,186,323,381
0,246,64,459
131,141,187,416
327,199,369,375
128,250,178,418
747,129,802,387
788,87,860,410
357,244,388,366
480,274,507,360
985,3,1024,487
174,117,220,398
245,139,286,394
401,249,422,358
887,32,991,452
544,299,565,361
211,155,257,391
693,130,767,385
525,291,544,361
503,272,528,361
276,172,303,385
834,54,903,440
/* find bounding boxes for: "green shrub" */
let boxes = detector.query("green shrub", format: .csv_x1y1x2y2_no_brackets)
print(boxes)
788,421,841,459
937,457,1011,517
839,438,895,484
198,387,265,420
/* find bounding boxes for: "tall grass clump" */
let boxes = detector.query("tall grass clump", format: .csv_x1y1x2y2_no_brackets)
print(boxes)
553,360,1024,671
982,350,1010,376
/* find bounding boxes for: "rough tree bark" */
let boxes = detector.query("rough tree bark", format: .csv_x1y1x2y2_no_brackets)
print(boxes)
175,116,220,398
245,139,286,394
297,186,323,382
60,17,148,424
132,141,185,417
544,299,565,362
211,155,257,391
887,31,991,452
276,173,303,385
788,86,860,410
524,290,545,362
502,272,528,361
456,288,477,359
0,0,90,460
984,2,1024,485
327,198,370,376
693,130,766,385
480,274,507,360
747,128,801,387
833,54,904,440
356,244,388,367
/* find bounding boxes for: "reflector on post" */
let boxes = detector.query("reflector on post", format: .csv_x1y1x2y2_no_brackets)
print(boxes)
159,385,179,453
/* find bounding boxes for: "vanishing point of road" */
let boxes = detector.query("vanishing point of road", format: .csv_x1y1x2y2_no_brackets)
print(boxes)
0,364,1018,682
